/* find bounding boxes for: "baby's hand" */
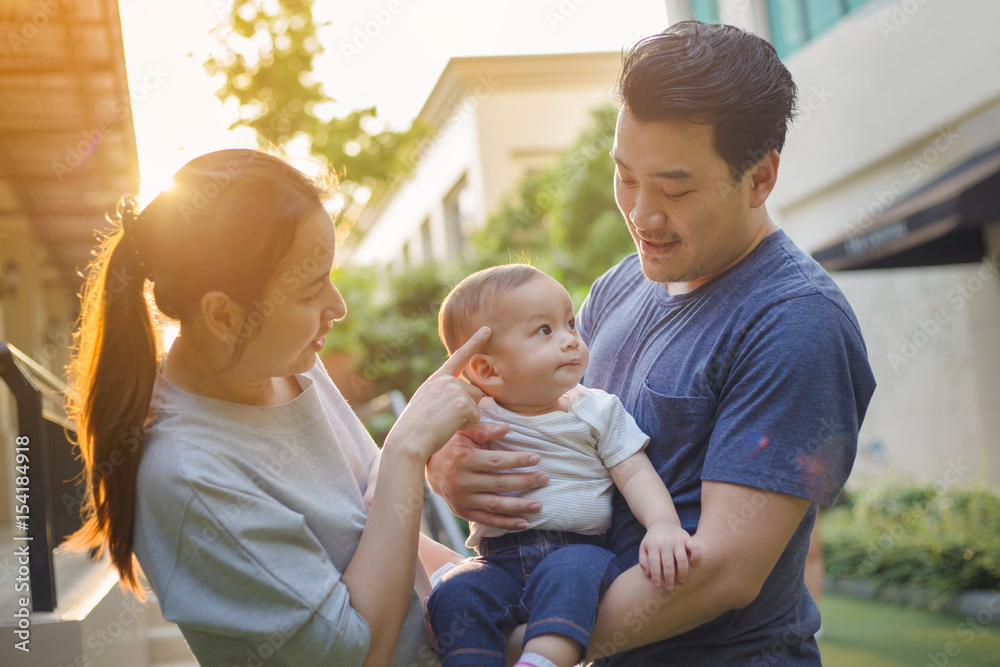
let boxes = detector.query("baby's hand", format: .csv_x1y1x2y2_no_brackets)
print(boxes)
639,521,701,590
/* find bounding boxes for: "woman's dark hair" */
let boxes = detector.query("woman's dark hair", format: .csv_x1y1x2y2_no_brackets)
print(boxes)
617,21,798,182
67,149,333,592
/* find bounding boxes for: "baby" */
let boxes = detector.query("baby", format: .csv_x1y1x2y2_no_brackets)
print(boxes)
425,264,698,667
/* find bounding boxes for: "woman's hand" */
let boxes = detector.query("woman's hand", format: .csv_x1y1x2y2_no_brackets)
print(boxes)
384,327,491,461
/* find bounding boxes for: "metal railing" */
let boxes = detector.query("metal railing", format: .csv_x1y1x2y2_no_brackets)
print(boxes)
0,342,82,612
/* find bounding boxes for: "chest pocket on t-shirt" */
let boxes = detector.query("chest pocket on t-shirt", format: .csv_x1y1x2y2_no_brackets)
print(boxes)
632,381,713,500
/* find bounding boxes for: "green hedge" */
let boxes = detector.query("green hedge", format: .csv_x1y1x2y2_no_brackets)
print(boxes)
821,483,1000,605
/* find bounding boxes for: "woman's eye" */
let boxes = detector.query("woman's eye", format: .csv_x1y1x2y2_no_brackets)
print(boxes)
538,325,552,335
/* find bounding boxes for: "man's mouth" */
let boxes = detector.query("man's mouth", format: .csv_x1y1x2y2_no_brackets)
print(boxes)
638,236,679,254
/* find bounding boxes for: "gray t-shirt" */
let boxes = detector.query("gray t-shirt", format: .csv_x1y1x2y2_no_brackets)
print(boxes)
133,359,439,667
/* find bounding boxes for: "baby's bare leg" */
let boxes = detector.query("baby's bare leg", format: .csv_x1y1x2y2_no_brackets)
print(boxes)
520,633,580,667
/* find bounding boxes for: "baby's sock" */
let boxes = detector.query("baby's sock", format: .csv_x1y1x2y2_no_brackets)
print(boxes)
514,652,559,667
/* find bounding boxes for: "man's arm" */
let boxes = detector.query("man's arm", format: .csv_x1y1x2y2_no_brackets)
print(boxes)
585,480,811,659
425,421,550,531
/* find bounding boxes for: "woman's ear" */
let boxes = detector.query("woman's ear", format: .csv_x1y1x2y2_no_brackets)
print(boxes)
467,353,503,388
200,291,244,349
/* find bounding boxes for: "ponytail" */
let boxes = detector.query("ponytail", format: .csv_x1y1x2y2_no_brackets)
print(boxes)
67,197,158,593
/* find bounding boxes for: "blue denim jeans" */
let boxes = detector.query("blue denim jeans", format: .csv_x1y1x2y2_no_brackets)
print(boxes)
427,529,621,667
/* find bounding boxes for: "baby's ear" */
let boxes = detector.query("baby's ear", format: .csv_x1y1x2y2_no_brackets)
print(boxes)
467,354,502,387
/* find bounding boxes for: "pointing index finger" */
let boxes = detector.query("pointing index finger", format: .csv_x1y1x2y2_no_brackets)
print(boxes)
438,326,491,378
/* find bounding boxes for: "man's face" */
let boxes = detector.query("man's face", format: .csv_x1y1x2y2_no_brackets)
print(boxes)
612,110,762,290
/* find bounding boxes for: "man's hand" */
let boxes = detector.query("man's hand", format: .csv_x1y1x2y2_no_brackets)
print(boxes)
639,521,701,590
426,421,550,531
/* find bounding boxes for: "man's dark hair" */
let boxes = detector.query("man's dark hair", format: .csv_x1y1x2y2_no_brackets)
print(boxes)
617,21,798,182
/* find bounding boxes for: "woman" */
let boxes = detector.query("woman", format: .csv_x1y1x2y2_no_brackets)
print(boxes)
67,149,492,665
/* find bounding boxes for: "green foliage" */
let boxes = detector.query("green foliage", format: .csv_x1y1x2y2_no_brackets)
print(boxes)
324,261,466,398
205,0,427,203
822,483,1000,605
469,106,634,307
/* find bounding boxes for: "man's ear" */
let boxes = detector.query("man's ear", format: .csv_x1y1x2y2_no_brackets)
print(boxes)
467,353,503,388
748,150,780,208
200,291,244,348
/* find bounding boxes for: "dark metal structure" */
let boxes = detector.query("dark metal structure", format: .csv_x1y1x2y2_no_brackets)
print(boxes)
0,342,81,612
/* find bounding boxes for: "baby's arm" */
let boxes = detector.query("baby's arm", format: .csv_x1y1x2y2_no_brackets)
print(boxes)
609,451,701,589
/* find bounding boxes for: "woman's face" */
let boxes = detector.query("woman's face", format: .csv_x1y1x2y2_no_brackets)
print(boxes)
235,207,347,379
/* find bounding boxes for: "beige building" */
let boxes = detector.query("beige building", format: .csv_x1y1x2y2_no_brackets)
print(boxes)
346,51,622,268
669,0,1000,488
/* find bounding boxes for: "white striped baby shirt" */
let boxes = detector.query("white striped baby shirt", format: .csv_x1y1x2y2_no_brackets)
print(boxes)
466,384,650,548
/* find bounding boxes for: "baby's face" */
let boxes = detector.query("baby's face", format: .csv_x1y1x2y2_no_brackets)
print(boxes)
484,275,589,408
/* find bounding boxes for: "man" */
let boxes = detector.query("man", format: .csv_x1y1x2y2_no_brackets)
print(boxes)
427,21,876,665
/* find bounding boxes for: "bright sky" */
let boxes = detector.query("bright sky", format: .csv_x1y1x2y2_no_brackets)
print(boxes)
118,0,669,199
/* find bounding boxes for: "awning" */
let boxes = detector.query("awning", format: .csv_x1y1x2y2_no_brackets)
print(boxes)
812,143,1000,270
0,0,139,291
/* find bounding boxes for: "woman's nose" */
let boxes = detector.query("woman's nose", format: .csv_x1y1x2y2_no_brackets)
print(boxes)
328,286,347,322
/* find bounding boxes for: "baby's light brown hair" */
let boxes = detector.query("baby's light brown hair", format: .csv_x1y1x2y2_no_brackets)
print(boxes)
439,263,547,356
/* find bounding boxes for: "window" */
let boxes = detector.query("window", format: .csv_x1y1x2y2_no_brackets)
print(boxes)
443,175,468,259
690,0,721,23
420,217,433,262
766,0,872,59
400,241,411,269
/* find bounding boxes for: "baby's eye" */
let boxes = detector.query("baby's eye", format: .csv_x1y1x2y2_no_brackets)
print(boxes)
568,318,576,330
538,325,552,335
306,290,321,301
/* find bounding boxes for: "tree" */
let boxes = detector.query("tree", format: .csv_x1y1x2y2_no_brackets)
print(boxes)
204,0,426,209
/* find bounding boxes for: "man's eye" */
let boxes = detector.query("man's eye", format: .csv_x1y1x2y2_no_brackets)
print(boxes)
538,325,552,335
663,190,693,200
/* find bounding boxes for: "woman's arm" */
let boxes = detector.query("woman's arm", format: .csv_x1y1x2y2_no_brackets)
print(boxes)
418,532,465,575
341,328,490,666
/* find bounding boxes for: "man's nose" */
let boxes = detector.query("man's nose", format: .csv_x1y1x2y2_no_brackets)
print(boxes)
630,191,667,230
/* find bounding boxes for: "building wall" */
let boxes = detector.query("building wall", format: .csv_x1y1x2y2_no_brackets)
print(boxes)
475,85,617,218
769,0,1000,250
746,0,1000,488
350,59,620,268
834,261,1000,488
350,100,484,267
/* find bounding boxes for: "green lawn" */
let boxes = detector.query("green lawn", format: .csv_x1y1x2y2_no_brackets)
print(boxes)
818,594,1000,667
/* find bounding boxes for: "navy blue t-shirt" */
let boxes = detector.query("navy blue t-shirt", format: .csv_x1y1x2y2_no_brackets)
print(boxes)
578,229,876,665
